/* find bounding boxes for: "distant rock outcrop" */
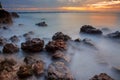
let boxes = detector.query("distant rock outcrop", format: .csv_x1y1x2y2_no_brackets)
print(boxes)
11,12,20,18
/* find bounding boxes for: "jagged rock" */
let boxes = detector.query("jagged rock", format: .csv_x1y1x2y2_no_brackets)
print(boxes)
0,10,13,24
36,21,47,27
47,61,74,80
17,65,33,78
80,25,102,35
10,35,19,43
45,40,67,53
106,31,120,39
0,36,7,46
90,73,114,80
32,60,44,75
52,51,70,63
21,38,44,52
11,12,19,18
52,32,71,41
3,43,19,53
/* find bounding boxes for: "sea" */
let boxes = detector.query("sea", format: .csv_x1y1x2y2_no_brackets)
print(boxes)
0,12,120,80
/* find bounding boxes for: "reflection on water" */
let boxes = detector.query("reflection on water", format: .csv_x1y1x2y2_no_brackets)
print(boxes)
0,12,120,80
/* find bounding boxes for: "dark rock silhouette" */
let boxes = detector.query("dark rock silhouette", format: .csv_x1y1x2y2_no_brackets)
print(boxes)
11,12,20,18
36,21,47,27
0,2,2,9
52,32,71,41
106,31,120,39
80,25,102,35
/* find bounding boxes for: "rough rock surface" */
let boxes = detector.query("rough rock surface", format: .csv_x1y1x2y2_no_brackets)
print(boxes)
3,43,19,53
80,25,102,35
52,32,71,41
21,38,44,52
47,61,74,80
45,40,67,53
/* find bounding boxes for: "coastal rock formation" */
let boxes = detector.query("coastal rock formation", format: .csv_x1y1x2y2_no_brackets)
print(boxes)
47,61,74,80
90,73,114,80
17,65,33,78
21,38,44,52
52,32,71,41
3,43,19,53
80,25,102,35
0,10,13,24
45,40,67,53
106,31,120,39
36,21,47,27
10,35,19,43
11,12,20,18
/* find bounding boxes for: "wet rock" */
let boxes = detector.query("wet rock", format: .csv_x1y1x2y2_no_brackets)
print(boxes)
52,32,71,41
11,12,19,18
23,31,34,40
10,35,19,43
106,31,120,39
47,61,74,80
52,51,70,63
90,73,114,80
0,10,13,24
17,65,33,78
36,21,47,27
32,60,44,76
80,25,102,35
24,56,36,65
74,38,81,42
21,38,44,52
82,38,95,47
45,40,67,53
3,43,19,53
0,36,7,46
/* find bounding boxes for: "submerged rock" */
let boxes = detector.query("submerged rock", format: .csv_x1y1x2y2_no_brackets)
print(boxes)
74,38,81,42
0,10,13,24
80,25,102,35
3,43,19,53
45,40,67,53
21,38,44,52
52,32,71,41
0,36,7,46
82,38,95,47
11,12,20,18
47,61,74,80
10,35,19,43
106,31,120,39
90,73,114,80
23,31,35,40
17,65,33,78
24,56,36,65
36,21,47,27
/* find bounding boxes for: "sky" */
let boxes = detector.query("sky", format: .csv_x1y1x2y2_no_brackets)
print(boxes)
1,0,120,12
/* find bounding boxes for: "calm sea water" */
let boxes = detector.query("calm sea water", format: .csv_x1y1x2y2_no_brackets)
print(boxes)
0,12,120,80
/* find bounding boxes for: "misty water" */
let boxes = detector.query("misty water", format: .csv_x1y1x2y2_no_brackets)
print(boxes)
0,12,120,80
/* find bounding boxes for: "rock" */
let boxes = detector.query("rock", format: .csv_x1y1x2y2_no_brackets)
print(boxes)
52,51,70,63
82,38,95,47
36,21,47,27
45,40,67,53
47,61,74,80
23,31,34,40
0,36,7,46
3,43,19,53
32,60,44,76
106,31,120,39
52,32,71,41
74,38,81,42
17,65,33,78
80,25,102,35
0,10,13,24
11,12,19,18
90,73,114,80
24,56,36,65
10,35,19,43
21,38,44,52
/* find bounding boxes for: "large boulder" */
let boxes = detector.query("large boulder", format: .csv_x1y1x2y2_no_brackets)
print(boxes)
36,21,47,27
0,10,13,24
3,43,19,53
106,31,120,39
47,61,74,80
52,32,71,41
80,25,102,35
21,38,44,52
90,73,114,80
45,40,67,53
11,12,19,18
